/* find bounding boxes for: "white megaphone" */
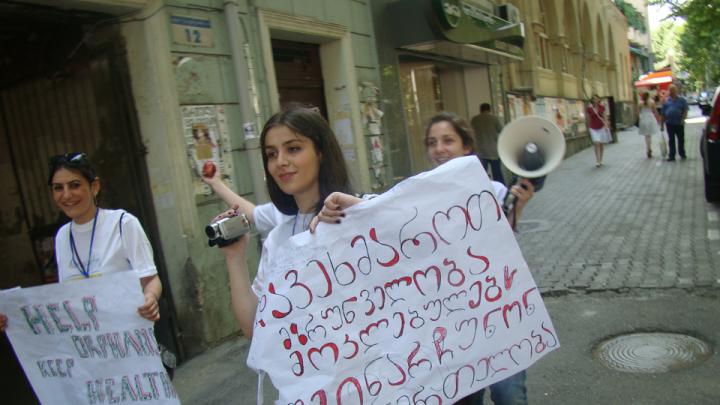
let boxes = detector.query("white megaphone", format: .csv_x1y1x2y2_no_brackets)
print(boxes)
497,115,566,192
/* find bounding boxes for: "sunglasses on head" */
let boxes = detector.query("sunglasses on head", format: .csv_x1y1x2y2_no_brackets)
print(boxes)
49,152,89,167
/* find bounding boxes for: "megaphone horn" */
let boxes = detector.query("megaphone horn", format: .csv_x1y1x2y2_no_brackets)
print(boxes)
497,116,566,184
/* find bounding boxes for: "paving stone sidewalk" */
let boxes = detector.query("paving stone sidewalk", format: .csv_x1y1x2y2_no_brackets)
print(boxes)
516,118,720,292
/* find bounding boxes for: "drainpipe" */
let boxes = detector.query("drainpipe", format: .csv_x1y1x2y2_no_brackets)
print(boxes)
224,0,268,202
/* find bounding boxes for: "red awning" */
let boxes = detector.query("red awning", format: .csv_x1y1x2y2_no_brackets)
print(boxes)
634,70,673,87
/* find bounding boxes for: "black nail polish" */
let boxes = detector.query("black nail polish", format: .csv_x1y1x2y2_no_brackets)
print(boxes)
340,213,346,218
336,219,341,224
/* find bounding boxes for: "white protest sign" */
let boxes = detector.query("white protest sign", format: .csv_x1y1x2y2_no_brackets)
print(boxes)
0,271,179,404
248,155,560,403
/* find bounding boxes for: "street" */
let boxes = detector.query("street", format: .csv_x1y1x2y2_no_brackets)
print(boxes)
519,107,720,404
174,109,720,404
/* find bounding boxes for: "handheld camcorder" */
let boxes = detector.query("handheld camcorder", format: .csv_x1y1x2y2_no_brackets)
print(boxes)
206,213,251,247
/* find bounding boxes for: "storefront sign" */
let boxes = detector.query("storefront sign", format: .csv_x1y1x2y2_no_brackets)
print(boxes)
171,15,213,47
434,0,500,30
431,0,524,48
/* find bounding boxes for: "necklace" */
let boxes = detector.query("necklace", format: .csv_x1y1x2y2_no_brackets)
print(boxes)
69,208,99,278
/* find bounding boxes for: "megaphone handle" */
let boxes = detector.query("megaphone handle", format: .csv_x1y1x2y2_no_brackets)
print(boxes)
502,192,519,232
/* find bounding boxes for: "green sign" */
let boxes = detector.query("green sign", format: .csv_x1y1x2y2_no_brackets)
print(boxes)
431,0,524,48
434,0,499,30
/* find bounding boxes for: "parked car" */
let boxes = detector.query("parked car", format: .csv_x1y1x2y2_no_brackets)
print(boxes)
700,86,720,202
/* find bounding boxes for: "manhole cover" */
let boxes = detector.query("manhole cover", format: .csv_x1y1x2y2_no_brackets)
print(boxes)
593,332,712,373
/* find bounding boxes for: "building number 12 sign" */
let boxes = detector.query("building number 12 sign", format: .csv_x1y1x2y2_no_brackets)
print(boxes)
170,15,213,48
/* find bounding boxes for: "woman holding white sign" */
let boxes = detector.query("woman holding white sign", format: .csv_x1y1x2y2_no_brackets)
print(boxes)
0,153,162,330
217,107,357,338
425,112,532,405
311,112,535,404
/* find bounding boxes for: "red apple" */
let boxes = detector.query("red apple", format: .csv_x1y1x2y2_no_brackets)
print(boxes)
202,161,217,178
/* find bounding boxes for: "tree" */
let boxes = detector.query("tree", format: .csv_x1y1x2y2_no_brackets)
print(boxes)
651,19,683,71
650,0,720,87
613,0,648,33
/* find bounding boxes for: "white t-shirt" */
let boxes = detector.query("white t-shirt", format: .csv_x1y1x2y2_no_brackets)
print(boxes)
252,203,291,240
491,180,508,203
54,208,158,283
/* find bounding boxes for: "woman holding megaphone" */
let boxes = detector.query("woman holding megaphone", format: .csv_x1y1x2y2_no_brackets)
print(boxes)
310,112,534,404
312,112,536,230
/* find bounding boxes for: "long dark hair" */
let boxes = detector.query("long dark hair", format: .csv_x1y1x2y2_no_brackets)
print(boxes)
260,107,352,215
640,91,650,106
424,112,476,154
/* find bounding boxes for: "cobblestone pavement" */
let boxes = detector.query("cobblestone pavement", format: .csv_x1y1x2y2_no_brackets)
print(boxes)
517,115,720,293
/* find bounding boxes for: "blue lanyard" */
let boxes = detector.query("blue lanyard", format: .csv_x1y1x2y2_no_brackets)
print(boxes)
69,209,99,278
292,213,311,235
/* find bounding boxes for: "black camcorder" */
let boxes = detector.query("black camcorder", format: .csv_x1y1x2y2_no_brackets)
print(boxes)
206,213,251,247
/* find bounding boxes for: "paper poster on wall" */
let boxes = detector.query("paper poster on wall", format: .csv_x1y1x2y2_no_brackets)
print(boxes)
247,156,559,403
333,118,354,145
181,105,235,196
0,272,179,404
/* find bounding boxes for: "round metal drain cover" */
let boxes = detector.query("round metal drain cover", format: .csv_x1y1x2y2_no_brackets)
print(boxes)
593,332,712,373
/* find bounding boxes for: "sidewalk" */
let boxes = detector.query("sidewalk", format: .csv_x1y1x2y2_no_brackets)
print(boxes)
174,119,720,404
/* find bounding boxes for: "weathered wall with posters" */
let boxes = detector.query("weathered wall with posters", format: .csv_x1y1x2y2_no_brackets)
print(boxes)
119,0,384,355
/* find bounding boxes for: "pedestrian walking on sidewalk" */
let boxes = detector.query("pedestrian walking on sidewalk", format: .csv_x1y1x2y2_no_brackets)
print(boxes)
471,103,506,184
661,84,688,161
587,94,612,167
637,91,664,158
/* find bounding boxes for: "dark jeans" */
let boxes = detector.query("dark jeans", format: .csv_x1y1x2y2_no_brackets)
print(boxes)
456,370,528,405
481,158,506,185
665,123,686,159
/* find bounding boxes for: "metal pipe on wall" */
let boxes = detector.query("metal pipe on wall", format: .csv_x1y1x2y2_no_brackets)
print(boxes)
223,0,268,202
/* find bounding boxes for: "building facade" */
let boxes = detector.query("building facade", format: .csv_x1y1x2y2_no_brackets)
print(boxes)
372,0,634,181
0,0,633,375
624,0,653,81
0,0,386,368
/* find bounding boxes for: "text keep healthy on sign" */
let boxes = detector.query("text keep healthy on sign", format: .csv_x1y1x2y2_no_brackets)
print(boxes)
0,271,179,404
248,155,560,403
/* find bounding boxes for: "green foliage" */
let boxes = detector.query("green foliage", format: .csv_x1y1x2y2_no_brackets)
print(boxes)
651,19,683,70
651,0,720,86
614,0,647,33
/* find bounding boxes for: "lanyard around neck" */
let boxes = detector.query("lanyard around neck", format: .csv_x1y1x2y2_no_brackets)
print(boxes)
292,212,312,235
69,208,99,278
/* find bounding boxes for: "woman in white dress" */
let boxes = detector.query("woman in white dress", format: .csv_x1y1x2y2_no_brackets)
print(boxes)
637,91,665,158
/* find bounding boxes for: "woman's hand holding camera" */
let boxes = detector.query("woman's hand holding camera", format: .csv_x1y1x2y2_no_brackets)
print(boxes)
213,204,249,256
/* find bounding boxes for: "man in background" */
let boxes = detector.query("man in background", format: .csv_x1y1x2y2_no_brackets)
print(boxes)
471,103,506,184
661,84,689,161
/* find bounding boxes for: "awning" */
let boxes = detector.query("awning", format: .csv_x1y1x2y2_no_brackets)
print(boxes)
634,70,673,87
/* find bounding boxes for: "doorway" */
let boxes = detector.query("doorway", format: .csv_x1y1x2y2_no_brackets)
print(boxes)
0,5,179,400
272,39,328,118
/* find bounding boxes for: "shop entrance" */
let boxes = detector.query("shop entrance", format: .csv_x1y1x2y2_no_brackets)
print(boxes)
0,5,179,400
272,39,328,118
398,56,492,173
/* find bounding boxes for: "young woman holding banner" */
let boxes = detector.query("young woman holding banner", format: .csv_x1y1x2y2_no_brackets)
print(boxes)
310,112,534,405
0,153,162,329
217,106,358,338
